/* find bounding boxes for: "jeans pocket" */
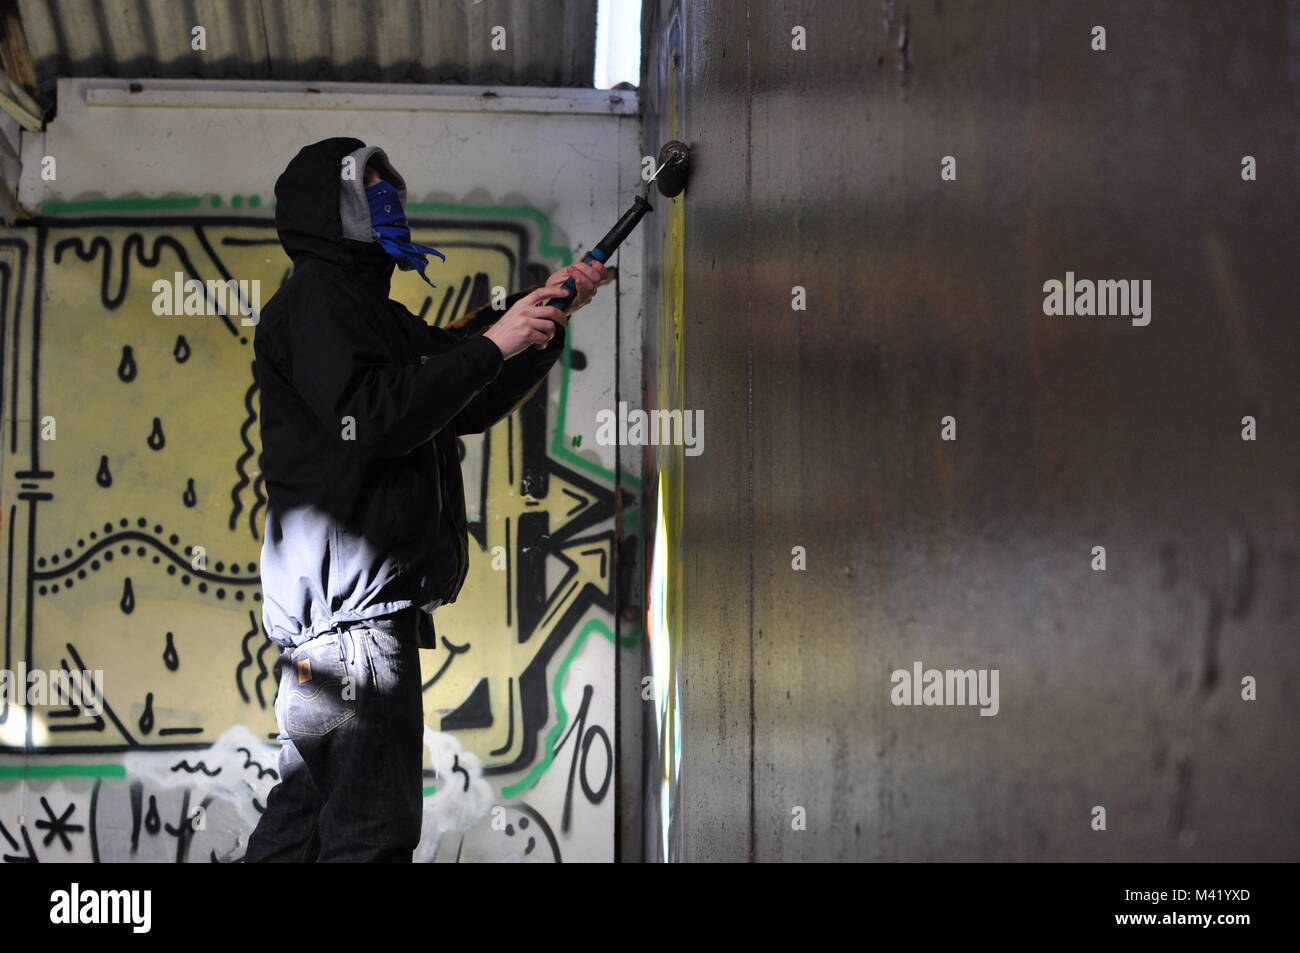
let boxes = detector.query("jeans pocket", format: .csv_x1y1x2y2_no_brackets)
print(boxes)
286,635,357,737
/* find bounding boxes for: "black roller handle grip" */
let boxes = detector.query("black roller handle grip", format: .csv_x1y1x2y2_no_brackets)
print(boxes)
542,194,652,312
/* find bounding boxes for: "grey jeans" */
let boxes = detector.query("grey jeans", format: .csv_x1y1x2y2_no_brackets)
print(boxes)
243,609,425,862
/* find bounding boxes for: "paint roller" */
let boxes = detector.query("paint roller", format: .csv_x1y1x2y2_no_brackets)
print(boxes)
541,140,692,313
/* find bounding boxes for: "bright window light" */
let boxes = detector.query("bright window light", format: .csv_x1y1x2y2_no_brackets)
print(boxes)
594,0,642,88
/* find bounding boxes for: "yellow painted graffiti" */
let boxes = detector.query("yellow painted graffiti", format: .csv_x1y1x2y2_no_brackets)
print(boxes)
0,212,626,861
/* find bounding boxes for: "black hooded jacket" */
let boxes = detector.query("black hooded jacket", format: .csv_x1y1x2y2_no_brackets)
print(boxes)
254,137,564,649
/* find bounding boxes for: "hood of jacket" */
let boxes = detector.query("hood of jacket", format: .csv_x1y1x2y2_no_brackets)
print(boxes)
273,136,411,293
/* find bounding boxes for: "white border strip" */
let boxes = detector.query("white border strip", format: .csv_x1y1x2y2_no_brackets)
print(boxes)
79,78,639,116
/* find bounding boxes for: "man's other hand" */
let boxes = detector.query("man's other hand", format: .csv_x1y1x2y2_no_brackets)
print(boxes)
482,261,612,359
483,287,568,359
544,260,612,317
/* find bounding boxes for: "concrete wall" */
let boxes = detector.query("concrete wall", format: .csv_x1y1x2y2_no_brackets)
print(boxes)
0,77,643,862
640,0,1300,861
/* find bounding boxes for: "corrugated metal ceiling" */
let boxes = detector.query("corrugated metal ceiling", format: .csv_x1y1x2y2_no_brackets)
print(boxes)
18,0,597,89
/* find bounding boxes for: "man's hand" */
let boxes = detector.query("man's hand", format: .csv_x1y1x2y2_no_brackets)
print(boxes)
482,286,568,360
482,261,612,359
544,260,612,317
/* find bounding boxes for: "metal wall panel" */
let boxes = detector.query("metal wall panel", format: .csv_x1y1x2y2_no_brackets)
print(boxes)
641,0,1299,861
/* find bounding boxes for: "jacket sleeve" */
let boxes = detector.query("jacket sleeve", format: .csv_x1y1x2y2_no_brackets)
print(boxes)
288,290,505,457
406,286,568,436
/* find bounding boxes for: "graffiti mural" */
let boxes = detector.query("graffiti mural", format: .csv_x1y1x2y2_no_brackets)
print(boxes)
0,207,636,862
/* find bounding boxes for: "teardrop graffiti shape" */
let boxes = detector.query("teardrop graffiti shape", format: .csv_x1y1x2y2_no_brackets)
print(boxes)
120,576,135,614
96,455,112,487
162,632,179,671
182,478,197,507
147,417,165,450
139,691,154,735
118,345,137,382
173,335,191,363
145,795,161,834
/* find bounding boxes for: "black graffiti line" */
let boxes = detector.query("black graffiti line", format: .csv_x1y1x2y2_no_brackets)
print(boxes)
170,760,221,776
561,487,591,518
228,372,260,538
129,779,143,853
579,546,608,578
534,462,619,544
450,275,471,325
24,229,45,474
236,746,277,781
46,716,104,732
533,532,616,635
63,642,137,747
0,819,36,863
451,754,470,793
2,504,14,725
580,725,613,804
89,778,101,863
44,656,106,732
52,233,239,336
0,258,10,455
0,259,11,459
34,796,83,851
248,468,267,541
23,492,37,747
488,677,516,757
554,684,613,834
192,224,257,322
162,789,195,862
253,629,273,709
34,529,254,585
0,740,219,756
507,410,515,487
0,237,31,458
0,817,19,851
420,636,471,691
539,581,580,631
517,802,562,864
235,610,259,704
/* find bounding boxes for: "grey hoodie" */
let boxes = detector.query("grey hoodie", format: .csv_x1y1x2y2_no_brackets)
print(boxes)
253,137,564,649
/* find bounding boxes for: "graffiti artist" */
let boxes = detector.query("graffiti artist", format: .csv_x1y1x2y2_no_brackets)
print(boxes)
242,137,608,862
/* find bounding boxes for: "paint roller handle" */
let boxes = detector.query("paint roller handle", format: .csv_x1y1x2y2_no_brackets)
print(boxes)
543,195,652,312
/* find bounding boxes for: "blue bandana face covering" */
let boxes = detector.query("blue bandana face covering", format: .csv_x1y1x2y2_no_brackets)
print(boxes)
365,180,445,287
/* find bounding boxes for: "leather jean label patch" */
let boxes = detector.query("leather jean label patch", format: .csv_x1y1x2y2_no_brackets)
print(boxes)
296,658,313,684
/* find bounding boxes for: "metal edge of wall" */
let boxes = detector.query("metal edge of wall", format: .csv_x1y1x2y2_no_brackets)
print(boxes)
70,76,639,116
